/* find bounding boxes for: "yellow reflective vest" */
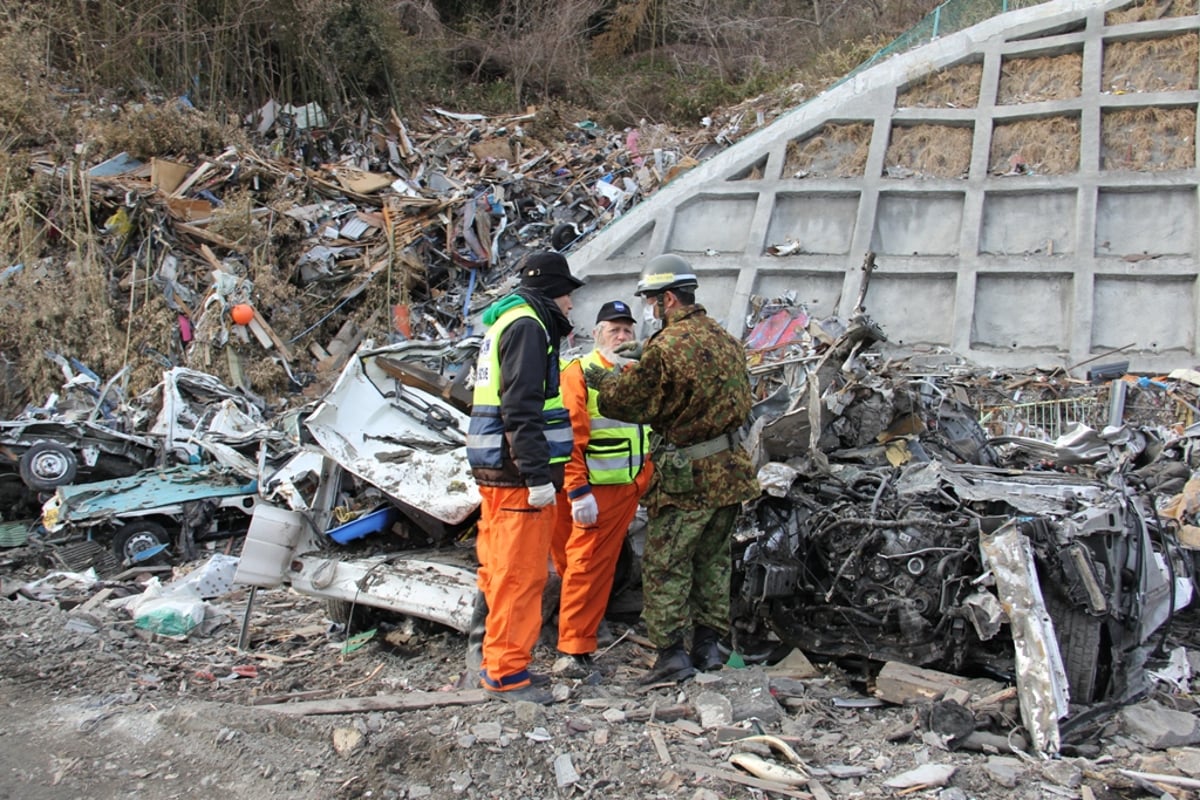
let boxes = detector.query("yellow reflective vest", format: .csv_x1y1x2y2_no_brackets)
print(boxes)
576,350,649,485
467,304,572,470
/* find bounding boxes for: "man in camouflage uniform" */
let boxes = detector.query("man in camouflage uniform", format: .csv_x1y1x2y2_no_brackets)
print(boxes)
584,254,760,683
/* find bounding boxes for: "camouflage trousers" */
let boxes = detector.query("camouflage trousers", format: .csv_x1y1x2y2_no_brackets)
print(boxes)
641,504,739,648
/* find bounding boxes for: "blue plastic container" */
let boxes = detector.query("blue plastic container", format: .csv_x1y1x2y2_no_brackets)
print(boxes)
326,506,399,544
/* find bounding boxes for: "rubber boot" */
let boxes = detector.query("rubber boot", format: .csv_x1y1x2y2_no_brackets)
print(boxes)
691,625,724,672
639,641,696,685
485,682,555,705
465,590,487,677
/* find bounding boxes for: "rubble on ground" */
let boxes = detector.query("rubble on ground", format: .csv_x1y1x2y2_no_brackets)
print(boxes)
4,90,1200,800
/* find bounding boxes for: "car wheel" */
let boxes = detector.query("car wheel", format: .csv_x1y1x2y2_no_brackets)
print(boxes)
111,520,171,563
325,598,370,634
1045,591,1104,704
18,441,78,491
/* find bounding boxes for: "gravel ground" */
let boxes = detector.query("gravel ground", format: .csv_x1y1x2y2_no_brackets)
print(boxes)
1,543,1199,800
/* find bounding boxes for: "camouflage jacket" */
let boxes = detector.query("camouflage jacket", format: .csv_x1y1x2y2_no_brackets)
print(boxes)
596,304,759,513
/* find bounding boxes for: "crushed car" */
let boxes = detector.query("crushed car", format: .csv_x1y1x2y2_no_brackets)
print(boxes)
232,284,1195,755
33,368,299,564
41,463,260,564
0,356,160,518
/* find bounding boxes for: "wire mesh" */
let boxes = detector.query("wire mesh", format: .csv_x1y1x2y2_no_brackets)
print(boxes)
978,395,1106,440
838,0,1053,87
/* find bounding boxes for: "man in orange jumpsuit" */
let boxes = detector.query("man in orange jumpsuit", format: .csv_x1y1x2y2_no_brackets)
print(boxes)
553,300,652,680
466,251,583,703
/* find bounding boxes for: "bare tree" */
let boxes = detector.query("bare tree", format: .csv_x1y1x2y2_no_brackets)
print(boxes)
464,0,604,108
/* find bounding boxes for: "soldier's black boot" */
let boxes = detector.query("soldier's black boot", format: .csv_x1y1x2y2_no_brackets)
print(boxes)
691,625,724,672
639,641,696,684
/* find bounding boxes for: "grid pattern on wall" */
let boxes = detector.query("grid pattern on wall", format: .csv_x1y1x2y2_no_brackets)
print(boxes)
571,0,1200,373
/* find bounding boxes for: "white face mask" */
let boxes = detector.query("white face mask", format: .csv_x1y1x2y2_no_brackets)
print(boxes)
642,302,661,334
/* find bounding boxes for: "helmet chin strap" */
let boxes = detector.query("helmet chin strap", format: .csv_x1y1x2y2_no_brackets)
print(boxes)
655,293,668,326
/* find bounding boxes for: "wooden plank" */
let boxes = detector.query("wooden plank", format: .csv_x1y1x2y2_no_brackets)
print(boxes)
265,689,489,716
375,357,472,413
649,728,672,765
245,316,275,350
873,661,1006,706
317,319,364,373
808,778,833,800
77,587,116,613
151,157,192,193
681,763,812,799
175,222,249,252
251,310,295,361
170,160,216,198
1119,770,1200,790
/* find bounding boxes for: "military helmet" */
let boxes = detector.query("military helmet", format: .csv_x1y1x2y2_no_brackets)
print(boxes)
634,254,699,296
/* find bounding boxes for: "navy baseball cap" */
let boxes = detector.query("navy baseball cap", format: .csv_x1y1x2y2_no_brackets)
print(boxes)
596,300,635,323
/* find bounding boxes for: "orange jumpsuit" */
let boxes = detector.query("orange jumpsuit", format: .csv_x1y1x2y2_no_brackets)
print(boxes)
552,357,652,655
476,485,555,688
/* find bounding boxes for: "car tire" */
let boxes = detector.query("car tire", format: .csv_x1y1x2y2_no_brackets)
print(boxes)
111,520,171,564
324,598,375,635
1045,591,1104,704
18,441,78,491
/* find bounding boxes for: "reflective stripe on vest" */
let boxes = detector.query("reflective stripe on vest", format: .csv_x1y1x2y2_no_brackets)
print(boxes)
467,304,571,469
578,350,649,485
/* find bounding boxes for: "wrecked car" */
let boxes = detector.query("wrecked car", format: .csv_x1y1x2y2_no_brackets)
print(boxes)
41,463,260,563
0,355,161,511
233,303,1196,755
234,338,483,629
0,418,158,496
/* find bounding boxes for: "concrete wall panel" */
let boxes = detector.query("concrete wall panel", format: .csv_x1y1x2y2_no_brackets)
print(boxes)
980,192,1077,255
1095,188,1196,257
1092,275,1195,351
972,273,1072,349
666,195,758,253
766,194,860,254
570,0,1200,374
872,193,965,255
754,271,846,319
870,274,958,346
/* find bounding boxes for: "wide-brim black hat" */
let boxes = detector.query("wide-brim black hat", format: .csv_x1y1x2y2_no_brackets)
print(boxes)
519,252,585,298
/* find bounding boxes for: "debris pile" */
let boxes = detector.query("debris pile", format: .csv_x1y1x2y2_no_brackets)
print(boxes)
10,98,777,413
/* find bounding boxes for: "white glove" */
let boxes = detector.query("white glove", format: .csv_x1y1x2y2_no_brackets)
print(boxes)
527,483,557,508
571,493,599,525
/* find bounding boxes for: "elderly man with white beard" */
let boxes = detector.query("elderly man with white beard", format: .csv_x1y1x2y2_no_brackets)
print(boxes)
550,300,653,680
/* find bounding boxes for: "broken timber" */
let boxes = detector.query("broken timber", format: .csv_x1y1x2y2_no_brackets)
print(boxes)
873,661,1007,706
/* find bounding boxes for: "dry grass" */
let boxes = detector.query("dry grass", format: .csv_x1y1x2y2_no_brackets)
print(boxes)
884,124,973,178
1106,0,1198,25
0,23,72,151
1102,106,1196,170
1103,34,1199,93
897,61,983,108
783,122,874,178
989,116,1081,175
998,52,1082,104
95,102,232,161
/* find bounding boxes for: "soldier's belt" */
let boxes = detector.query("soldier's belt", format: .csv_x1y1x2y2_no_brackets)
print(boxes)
667,431,736,460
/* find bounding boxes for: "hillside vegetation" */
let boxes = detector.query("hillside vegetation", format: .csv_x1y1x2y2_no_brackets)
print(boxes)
0,0,1011,408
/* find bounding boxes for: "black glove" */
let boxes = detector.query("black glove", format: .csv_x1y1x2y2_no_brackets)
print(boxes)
583,363,610,390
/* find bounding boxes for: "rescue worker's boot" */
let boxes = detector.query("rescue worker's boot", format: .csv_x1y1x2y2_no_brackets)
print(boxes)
691,625,724,672
485,682,555,705
639,641,696,685
465,590,487,677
